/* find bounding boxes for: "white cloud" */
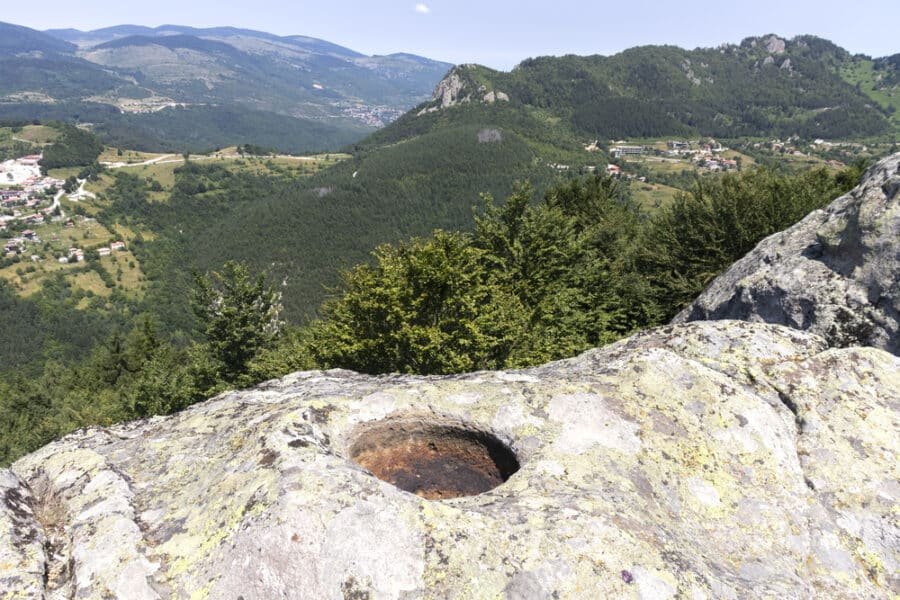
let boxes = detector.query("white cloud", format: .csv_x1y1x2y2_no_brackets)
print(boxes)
414,3,430,14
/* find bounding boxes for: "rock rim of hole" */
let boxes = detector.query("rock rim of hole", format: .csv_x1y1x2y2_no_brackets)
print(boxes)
347,414,520,499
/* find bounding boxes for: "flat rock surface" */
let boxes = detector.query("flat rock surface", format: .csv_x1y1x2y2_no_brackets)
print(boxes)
675,153,900,355
4,321,899,599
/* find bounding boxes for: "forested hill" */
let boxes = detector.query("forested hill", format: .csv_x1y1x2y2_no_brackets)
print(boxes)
182,34,898,324
0,22,75,54
372,34,896,145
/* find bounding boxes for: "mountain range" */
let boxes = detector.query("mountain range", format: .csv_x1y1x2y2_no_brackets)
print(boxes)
0,21,453,151
2,24,898,152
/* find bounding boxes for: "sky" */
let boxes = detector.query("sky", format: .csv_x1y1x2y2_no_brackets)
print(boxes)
5,0,899,70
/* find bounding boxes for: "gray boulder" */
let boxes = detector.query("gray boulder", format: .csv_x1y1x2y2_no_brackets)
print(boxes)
477,128,503,143
675,153,900,355
3,320,898,598
764,35,787,54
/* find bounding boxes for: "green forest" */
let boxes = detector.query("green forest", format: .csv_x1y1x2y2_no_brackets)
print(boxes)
0,161,864,465
0,104,372,155
38,122,103,170
379,37,897,151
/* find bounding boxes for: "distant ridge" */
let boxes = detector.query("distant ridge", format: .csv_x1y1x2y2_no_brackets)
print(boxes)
0,20,454,151
46,24,366,58
91,34,246,57
0,22,75,55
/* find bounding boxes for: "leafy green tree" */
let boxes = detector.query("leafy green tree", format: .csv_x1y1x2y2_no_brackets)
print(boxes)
309,231,527,375
129,343,204,418
191,261,284,381
39,124,103,171
309,175,652,374
243,328,317,384
474,175,656,363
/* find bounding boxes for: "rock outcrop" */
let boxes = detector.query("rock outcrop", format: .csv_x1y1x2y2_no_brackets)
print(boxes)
764,35,787,55
419,66,510,115
3,320,898,599
675,153,900,355
433,70,465,108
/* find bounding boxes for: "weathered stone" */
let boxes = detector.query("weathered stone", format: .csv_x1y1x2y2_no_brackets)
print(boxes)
764,35,787,54
425,68,509,114
6,320,898,598
676,152,900,355
477,128,502,143
430,68,467,108
0,470,46,599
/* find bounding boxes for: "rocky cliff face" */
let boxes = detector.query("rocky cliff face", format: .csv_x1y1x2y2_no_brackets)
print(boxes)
676,153,900,355
418,66,510,115
2,320,898,599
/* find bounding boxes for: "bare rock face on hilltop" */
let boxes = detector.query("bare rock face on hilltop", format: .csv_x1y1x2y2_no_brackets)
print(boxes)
433,70,466,108
2,320,898,599
676,152,900,355
418,66,510,115
764,34,787,54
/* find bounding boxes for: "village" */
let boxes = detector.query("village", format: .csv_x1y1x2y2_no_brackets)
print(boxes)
549,138,744,180
1,153,129,271
3,214,130,265
339,102,407,128
0,154,64,232
593,134,875,178
607,138,741,172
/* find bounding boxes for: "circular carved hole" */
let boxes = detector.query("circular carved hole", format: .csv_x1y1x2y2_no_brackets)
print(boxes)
349,416,520,500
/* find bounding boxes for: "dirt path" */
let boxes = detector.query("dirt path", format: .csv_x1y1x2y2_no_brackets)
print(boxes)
102,154,177,169
102,153,320,169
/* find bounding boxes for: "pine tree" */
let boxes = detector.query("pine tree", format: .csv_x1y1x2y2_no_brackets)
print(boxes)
191,261,283,381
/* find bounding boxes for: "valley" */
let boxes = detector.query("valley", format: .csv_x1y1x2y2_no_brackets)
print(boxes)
0,25,896,472
1,114,889,332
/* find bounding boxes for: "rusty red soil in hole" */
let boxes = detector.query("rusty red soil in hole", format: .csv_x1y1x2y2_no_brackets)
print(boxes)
350,420,519,499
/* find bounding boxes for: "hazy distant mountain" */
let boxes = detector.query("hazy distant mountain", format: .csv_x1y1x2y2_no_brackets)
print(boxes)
2,24,895,154
36,23,453,120
0,21,453,152
0,21,75,55
47,25,366,58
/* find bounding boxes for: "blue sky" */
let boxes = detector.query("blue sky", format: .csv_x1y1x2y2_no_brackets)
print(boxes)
7,0,899,69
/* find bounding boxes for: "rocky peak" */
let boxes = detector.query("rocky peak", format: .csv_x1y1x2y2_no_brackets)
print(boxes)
431,69,466,108
744,34,791,57
764,34,787,54
419,65,509,115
